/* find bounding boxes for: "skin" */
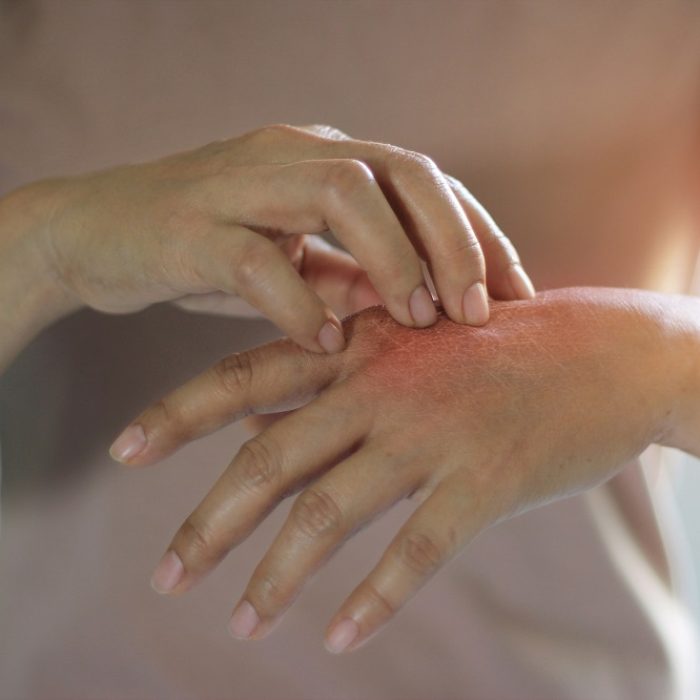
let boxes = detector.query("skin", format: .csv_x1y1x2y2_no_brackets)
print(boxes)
0,113,696,656
0,123,534,375
112,289,700,653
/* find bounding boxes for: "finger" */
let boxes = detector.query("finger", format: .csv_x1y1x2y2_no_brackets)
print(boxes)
224,127,481,325
227,444,418,640
362,150,490,326
172,292,263,317
148,387,370,597
300,237,382,316
109,338,335,466
171,234,310,319
206,160,437,329
187,223,346,354
323,480,481,654
243,411,291,435
265,130,489,325
445,174,535,301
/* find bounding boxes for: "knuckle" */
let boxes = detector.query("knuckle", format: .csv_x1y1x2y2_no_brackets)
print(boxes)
234,237,273,288
212,352,254,397
363,581,397,617
450,234,483,258
396,531,443,576
250,123,297,144
234,436,283,494
432,233,483,267
307,124,350,140
290,487,344,538
389,149,439,179
248,571,289,611
180,514,219,562
487,233,521,268
148,398,185,436
323,159,376,203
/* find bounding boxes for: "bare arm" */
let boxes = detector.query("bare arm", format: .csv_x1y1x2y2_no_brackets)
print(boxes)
0,184,73,375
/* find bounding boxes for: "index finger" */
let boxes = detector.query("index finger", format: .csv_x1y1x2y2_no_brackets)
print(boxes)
108,338,335,466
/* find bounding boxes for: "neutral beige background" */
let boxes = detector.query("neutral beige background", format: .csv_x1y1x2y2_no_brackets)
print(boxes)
1,2,700,698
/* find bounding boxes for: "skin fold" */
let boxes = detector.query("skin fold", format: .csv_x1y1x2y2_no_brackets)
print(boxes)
113,288,700,653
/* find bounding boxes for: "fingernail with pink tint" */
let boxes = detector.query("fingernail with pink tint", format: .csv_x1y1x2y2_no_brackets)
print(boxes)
508,264,536,300
325,618,359,654
150,550,184,594
409,285,437,327
109,424,147,463
318,320,345,353
229,600,260,640
462,282,489,325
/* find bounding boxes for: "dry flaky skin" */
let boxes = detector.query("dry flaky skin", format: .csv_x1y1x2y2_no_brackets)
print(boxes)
115,287,697,652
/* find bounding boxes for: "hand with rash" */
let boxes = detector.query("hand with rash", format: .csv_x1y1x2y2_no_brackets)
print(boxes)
110,288,700,653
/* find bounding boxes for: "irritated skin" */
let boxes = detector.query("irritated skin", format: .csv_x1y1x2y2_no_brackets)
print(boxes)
113,288,700,653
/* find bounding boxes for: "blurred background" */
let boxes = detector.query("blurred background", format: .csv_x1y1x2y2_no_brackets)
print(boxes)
1,2,700,699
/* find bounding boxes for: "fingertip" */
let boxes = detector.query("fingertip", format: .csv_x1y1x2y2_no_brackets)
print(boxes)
228,600,261,640
408,285,437,328
317,318,346,354
150,549,184,595
109,424,147,464
462,282,489,326
324,617,360,654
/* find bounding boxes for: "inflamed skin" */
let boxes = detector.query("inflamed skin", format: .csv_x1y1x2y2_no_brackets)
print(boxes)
112,288,700,653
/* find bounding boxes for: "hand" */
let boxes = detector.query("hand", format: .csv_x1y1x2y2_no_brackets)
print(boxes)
109,288,689,653
19,124,533,354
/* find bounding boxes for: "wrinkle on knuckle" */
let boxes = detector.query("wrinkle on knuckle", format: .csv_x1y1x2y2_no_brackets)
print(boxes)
233,238,273,290
389,149,439,180
431,234,483,266
396,531,443,576
291,488,344,539
363,581,397,617
180,514,219,563
323,159,376,205
234,436,284,495
213,352,254,397
249,571,289,612
148,398,185,437
250,123,296,145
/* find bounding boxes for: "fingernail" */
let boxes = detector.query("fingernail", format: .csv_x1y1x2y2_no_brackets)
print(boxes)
508,264,536,299
228,600,260,640
318,320,345,353
109,424,147,462
408,285,437,327
462,282,489,325
150,550,184,594
325,618,359,654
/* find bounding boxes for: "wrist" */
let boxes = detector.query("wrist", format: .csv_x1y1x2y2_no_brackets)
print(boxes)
650,293,700,455
0,181,79,368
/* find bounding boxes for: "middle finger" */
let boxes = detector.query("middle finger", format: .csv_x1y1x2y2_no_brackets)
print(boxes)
227,442,421,640
148,386,370,596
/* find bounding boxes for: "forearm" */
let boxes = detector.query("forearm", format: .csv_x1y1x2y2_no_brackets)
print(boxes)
0,183,75,375
658,291,700,456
